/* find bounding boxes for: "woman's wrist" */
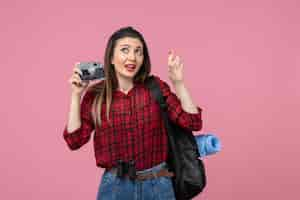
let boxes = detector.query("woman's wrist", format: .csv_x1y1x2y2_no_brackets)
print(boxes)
71,92,82,100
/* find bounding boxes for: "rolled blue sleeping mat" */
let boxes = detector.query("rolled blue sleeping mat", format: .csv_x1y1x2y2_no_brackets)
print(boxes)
195,133,221,157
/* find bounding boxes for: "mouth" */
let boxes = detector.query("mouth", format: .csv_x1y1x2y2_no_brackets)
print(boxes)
125,64,137,71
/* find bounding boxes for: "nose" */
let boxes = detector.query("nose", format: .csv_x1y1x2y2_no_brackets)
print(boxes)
128,50,136,61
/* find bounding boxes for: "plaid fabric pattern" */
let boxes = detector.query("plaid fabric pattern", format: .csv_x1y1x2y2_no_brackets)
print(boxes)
63,75,202,171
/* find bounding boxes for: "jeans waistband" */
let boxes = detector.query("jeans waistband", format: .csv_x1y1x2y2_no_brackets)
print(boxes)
136,162,168,175
107,162,168,176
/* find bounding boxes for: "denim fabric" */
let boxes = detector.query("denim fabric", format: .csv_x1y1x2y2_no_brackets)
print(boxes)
96,162,176,200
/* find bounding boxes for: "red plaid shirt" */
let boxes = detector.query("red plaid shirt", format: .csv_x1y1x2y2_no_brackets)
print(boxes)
63,75,202,171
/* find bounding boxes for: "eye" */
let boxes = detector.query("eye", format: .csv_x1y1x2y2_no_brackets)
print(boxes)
121,48,129,53
135,49,143,56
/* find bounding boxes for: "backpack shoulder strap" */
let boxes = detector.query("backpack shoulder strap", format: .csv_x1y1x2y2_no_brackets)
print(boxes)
145,75,167,111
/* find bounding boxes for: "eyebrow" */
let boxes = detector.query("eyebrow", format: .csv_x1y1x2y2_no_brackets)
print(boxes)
119,44,142,49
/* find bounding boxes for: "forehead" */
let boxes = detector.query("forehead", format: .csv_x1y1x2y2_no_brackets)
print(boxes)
115,37,143,48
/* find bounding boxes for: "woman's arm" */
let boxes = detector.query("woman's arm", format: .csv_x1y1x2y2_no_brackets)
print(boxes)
63,91,95,150
154,50,203,131
173,82,199,114
167,50,199,113
154,76,202,131
67,94,82,132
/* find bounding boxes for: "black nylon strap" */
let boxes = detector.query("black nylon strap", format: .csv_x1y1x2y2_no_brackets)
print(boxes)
145,76,168,111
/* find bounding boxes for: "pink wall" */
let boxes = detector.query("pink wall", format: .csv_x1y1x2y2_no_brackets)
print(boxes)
1,0,299,199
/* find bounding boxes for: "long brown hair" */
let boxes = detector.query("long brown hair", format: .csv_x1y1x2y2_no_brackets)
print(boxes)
89,26,151,128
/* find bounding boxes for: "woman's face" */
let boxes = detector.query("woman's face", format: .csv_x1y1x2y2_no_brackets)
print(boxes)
111,37,144,81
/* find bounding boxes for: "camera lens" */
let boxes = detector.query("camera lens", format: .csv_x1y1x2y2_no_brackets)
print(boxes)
82,69,89,75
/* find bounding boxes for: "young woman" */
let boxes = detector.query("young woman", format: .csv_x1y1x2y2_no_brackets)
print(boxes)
63,26,202,200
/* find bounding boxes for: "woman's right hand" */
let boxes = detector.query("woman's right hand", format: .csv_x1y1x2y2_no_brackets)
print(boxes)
68,62,90,96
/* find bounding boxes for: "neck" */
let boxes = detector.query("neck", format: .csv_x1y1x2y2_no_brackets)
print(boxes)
117,77,134,93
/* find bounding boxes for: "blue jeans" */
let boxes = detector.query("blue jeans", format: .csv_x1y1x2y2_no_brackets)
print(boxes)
96,162,176,200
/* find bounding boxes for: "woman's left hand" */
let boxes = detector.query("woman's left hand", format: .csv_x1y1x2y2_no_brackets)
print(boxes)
168,50,184,85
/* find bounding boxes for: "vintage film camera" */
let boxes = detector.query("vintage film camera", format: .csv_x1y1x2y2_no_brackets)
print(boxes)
77,62,105,81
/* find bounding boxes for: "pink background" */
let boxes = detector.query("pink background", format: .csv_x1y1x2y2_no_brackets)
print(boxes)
1,0,299,199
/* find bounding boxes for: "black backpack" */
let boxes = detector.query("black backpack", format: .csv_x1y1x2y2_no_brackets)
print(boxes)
145,76,207,200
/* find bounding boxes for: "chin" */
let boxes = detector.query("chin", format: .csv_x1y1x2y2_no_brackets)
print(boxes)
119,73,136,80
117,67,141,80
125,70,140,77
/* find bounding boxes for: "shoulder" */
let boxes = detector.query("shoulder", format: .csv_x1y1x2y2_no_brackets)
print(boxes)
145,74,172,94
146,74,167,86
